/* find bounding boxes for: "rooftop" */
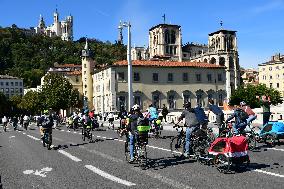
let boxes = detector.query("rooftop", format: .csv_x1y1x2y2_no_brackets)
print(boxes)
113,60,225,69
54,64,82,68
208,29,236,36
0,75,21,79
149,24,181,31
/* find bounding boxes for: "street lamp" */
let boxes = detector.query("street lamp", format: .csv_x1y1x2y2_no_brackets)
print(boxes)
118,21,133,111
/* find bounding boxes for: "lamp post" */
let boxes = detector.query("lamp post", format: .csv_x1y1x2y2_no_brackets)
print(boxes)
118,21,133,111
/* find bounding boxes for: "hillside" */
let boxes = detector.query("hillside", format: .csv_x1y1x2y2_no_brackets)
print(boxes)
0,26,127,87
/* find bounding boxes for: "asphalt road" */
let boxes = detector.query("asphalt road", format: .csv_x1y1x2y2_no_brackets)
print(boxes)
1,122,284,189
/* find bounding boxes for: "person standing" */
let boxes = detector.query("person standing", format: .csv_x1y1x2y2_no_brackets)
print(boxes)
257,95,271,126
161,104,169,122
208,99,224,129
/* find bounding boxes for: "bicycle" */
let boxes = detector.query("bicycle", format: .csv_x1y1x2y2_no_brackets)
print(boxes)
3,122,7,132
125,126,150,168
42,128,52,150
170,124,186,157
82,125,93,142
150,119,161,139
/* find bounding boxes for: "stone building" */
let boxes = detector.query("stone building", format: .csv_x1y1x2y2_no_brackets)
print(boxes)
92,60,226,112
130,22,240,99
34,9,73,41
241,68,259,87
0,75,24,98
258,53,284,97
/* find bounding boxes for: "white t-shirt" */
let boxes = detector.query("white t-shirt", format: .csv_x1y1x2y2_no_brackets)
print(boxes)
23,115,29,121
108,113,114,119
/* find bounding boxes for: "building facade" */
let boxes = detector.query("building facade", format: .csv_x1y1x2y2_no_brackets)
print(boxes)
0,75,24,98
258,53,284,97
130,22,240,99
34,9,73,41
93,60,226,113
241,68,259,87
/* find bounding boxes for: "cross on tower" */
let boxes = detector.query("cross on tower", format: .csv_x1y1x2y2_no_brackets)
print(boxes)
162,14,166,24
220,20,223,29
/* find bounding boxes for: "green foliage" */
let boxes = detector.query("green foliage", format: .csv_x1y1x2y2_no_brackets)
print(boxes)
9,95,22,115
0,27,126,88
19,91,42,115
40,73,77,111
229,84,283,108
0,92,9,116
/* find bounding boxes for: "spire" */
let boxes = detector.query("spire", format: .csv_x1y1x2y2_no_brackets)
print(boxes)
220,20,223,29
162,14,166,24
82,37,91,57
84,37,89,50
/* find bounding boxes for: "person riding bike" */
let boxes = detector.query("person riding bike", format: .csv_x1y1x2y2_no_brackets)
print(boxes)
107,112,115,130
40,110,54,148
12,116,18,130
2,116,8,131
23,114,30,130
194,104,208,130
148,104,160,133
240,101,257,126
225,106,249,135
176,101,199,158
82,110,92,133
127,104,145,163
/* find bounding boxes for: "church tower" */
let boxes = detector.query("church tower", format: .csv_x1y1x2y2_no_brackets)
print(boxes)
207,27,240,99
53,9,61,35
149,23,182,61
81,39,94,110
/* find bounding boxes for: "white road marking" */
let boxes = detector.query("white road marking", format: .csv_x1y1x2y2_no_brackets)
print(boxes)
27,135,40,141
85,165,136,186
61,130,65,131
74,131,77,134
9,136,15,138
58,150,82,162
252,169,284,178
23,132,26,135
23,167,52,178
269,148,284,152
67,130,71,132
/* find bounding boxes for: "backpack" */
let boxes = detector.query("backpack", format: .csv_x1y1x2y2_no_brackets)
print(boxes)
237,109,249,122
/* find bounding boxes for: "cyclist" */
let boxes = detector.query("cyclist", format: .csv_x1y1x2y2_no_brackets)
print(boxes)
40,110,54,148
107,112,115,130
240,101,257,126
225,106,248,135
208,99,224,129
23,114,30,130
176,102,199,158
127,104,144,163
2,116,8,131
12,116,18,130
148,104,160,134
82,110,92,136
194,104,208,130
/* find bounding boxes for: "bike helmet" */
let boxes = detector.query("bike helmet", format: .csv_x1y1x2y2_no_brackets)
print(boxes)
43,110,49,114
132,104,140,111
240,101,246,106
84,109,89,114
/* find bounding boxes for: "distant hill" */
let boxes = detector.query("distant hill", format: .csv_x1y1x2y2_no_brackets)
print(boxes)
0,26,126,88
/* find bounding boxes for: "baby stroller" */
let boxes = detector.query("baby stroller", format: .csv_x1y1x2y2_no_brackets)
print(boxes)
208,135,250,173
258,121,284,147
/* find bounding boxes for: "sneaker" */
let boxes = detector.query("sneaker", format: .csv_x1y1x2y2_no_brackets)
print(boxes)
183,153,189,158
128,158,135,163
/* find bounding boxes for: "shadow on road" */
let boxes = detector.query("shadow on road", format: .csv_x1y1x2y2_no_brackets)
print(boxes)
147,156,195,170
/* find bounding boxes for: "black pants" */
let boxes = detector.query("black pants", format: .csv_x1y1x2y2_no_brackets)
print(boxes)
263,112,271,126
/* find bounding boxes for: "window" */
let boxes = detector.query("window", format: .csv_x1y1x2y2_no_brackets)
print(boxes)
84,64,86,68
183,95,190,104
168,95,175,109
118,72,125,81
134,96,141,106
196,94,202,105
196,74,201,82
262,68,265,71
277,83,280,88
11,88,14,93
263,75,266,80
276,66,279,70
15,82,18,86
218,74,222,81
0,82,3,86
84,71,86,75
19,82,22,86
15,88,18,93
207,74,212,82
11,82,14,86
269,67,272,71
153,73,159,82
0,88,4,92
5,88,9,93
270,83,272,88
270,75,273,79
6,82,9,86
183,73,188,82
153,94,160,108
118,96,126,108
277,74,280,79
134,72,140,82
75,76,79,82
168,73,173,82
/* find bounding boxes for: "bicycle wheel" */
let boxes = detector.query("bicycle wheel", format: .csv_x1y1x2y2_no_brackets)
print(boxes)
89,131,93,142
247,132,257,150
4,125,6,132
214,154,231,173
82,128,86,141
138,145,147,168
170,136,185,157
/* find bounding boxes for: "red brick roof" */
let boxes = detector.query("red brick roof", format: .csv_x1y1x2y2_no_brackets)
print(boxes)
55,64,82,68
66,70,82,75
113,60,225,69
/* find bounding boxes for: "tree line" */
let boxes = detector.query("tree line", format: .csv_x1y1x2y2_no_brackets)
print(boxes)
0,26,126,88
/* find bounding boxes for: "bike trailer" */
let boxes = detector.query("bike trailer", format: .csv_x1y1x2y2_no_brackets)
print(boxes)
208,135,248,158
259,121,284,136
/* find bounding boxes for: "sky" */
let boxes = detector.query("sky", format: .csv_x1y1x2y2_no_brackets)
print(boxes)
0,0,284,68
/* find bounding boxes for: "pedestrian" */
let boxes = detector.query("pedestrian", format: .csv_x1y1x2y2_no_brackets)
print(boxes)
256,95,271,126
161,104,169,122
208,99,224,129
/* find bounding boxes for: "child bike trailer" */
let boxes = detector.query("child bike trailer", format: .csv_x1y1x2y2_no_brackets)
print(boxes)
208,135,250,173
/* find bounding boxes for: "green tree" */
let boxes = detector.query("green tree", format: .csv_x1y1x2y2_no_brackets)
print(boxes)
40,73,77,111
229,84,283,108
19,91,42,115
9,95,22,115
0,92,9,115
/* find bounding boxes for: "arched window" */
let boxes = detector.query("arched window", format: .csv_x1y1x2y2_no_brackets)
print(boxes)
229,57,234,69
210,57,216,64
165,29,170,44
219,57,225,66
204,58,208,63
171,30,176,44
